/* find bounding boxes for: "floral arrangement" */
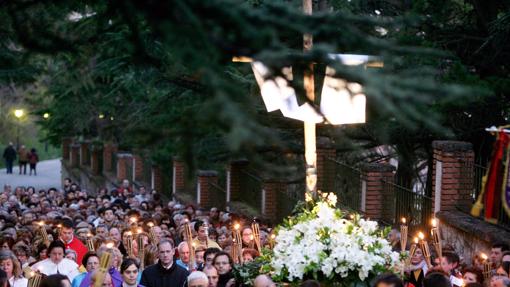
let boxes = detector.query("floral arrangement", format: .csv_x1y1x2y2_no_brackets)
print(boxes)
268,193,400,286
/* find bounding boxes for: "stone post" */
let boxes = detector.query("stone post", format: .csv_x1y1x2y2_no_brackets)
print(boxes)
432,141,474,213
62,137,72,161
262,180,280,220
173,157,185,194
361,163,396,221
197,170,219,208
103,143,118,172
70,144,80,168
151,165,163,192
132,154,144,182
226,160,249,204
116,153,133,182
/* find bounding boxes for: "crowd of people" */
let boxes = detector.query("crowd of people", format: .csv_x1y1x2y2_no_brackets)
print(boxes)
2,143,39,175
0,177,506,287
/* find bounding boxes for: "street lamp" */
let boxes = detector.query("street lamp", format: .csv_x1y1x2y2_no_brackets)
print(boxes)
14,109,24,149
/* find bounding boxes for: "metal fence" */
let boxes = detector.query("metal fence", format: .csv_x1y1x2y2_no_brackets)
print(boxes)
328,158,363,212
276,180,305,222
208,181,227,210
382,180,433,233
239,169,263,214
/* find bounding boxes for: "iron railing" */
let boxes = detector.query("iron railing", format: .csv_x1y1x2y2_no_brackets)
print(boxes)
239,169,263,214
328,158,363,212
275,180,305,222
382,180,433,233
208,182,227,210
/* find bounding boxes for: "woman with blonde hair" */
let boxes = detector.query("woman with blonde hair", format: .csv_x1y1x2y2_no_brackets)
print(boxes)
0,250,28,287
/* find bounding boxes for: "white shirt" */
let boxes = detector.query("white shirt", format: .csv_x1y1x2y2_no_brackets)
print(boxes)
9,277,28,287
32,258,81,282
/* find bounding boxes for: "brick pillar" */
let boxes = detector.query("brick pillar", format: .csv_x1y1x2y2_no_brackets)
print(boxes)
197,170,218,208
227,160,249,204
116,153,133,182
70,144,80,168
80,141,90,166
173,157,185,194
262,180,280,220
317,137,336,193
103,143,118,172
432,141,474,213
133,154,144,182
62,137,72,161
90,146,102,175
151,165,163,192
362,163,396,221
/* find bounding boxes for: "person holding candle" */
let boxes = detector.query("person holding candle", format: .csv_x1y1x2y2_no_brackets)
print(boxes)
405,246,428,287
140,239,189,287
176,242,194,271
240,227,253,249
32,240,81,282
388,228,402,252
0,250,28,287
192,220,221,250
71,252,100,287
78,246,122,287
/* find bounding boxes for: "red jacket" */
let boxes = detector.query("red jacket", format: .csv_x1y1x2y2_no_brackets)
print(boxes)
63,236,88,266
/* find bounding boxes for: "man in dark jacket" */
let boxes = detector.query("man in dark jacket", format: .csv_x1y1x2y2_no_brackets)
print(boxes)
2,143,16,174
140,239,189,287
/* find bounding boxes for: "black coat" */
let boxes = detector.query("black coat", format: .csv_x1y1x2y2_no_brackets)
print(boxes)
140,260,189,287
3,146,16,162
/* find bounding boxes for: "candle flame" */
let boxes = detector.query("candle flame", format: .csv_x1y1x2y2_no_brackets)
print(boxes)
414,237,419,244
87,233,93,238
350,214,355,220
418,232,425,240
147,222,154,228
130,217,137,223
57,224,62,228
249,234,254,240
431,218,437,227
126,231,132,236
234,223,240,230
270,234,276,239
137,228,143,234
106,242,114,249
30,271,35,277
480,253,488,261
401,217,406,224
38,221,44,226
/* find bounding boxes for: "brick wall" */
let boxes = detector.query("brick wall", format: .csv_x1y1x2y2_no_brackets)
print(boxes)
116,153,133,182
361,163,396,221
70,144,80,168
432,141,474,213
133,154,143,182
197,170,218,208
152,165,163,192
173,157,185,194
62,137,72,161
103,143,118,172
227,160,249,203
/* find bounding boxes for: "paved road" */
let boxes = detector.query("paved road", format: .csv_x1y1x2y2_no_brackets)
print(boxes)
0,159,61,190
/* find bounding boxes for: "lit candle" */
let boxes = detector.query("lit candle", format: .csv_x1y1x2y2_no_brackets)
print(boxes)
430,218,442,260
481,253,491,280
400,217,408,252
137,228,145,270
126,231,134,258
147,222,158,244
251,221,261,253
28,270,42,287
232,223,243,264
184,221,196,270
94,243,114,287
86,233,95,251
38,221,49,244
418,232,431,267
